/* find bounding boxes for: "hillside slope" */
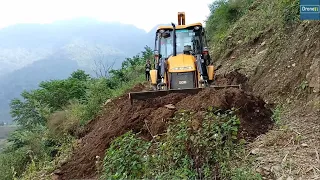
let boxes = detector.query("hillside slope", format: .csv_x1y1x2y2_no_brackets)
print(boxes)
55,0,319,179
2,0,318,179
54,72,273,179
206,0,320,179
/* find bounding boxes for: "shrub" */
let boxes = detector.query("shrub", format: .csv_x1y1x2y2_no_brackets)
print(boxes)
205,0,255,43
101,108,261,179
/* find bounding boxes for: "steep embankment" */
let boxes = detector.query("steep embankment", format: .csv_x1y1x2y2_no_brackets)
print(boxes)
52,0,319,179
54,71,274,179
207,0,320,179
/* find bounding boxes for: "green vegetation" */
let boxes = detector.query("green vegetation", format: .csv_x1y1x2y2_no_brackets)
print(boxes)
205,0,300,59
0,0,303,179
206,0,255,43
101,108,262,179
0,46,152,180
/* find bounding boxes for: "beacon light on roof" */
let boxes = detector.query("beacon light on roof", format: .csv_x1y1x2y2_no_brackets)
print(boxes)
194,26,200,30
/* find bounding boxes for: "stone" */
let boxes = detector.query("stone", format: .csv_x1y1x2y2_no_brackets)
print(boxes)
251,148,260,155
164,104,176,110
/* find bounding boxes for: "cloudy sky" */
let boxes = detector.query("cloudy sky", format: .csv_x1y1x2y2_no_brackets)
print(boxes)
0,0,213,32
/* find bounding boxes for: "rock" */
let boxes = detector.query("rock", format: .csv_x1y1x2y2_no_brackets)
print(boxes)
53,169,62,175
261,41,266,46
251,148,259,155
301,143,308,147
52,174,60,180
271,165,281,172
277,176,284,180
104,99,112,105
292,63,296,67
164,104,176,110
256,167,263,174
262,166,271,172
306,58,320,93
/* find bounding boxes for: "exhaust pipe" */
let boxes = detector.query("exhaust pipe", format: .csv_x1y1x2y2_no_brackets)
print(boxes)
171,22,176,56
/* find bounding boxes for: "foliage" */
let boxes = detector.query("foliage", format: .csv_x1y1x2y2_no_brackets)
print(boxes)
280,0,300,24
205,0,301,62
0,146,30,180
9,70,90,129
101,131,151,179
101,108,261,179
0,125,73,180
205,0,254,43
271,104,283,126
0,46,153,179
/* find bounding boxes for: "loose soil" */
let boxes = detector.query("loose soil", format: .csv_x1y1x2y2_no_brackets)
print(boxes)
54,71,274,180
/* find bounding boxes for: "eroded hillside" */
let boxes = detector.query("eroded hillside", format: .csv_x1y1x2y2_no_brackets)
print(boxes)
54,0,320,179
206,0,320,179
1,0,319,179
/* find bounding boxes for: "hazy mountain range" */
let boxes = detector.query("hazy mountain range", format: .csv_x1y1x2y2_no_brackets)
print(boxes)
0,17,161,123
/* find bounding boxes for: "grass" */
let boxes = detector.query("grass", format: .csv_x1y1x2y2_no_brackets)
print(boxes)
206,0,300,63
101,109,262,179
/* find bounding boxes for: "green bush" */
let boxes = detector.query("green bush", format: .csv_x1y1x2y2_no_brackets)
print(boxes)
101,108,261,179
101,131,151,179
280,0,300,24
0,147,30,180
205,0,255,43
0,46,153,179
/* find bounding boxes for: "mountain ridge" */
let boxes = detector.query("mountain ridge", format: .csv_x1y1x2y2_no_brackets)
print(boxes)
0,18,161,123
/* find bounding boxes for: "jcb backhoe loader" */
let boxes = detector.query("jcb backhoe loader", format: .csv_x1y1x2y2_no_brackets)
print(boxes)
128,12,240,104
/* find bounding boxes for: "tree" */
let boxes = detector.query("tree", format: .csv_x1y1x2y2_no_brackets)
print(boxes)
9,70,91,129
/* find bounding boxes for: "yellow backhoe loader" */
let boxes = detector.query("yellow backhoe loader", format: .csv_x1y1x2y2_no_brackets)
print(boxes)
128,12,240,104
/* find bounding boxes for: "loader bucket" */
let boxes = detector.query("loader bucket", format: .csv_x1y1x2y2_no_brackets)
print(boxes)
128,84,242,105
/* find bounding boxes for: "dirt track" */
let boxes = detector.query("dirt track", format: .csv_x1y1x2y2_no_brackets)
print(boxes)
54,71,274,180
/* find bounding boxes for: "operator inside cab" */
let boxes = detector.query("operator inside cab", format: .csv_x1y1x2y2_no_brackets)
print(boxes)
183,45,192,55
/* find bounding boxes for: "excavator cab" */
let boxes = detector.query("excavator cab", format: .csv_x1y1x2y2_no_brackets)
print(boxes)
128,12,240,104
150,14,214,90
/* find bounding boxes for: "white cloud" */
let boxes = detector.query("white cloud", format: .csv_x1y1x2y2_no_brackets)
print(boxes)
0,0,213,32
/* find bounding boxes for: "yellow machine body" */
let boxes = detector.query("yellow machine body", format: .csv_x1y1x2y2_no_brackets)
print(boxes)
128,12,240,104
207,65,214,80
150,69,158,84
167,54,197,73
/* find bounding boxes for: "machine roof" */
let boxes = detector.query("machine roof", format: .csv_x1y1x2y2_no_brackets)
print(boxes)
156,22,203,31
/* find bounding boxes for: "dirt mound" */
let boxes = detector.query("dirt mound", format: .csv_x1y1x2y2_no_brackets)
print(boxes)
55,73,273,180
214,70,252,91
176,88,273,140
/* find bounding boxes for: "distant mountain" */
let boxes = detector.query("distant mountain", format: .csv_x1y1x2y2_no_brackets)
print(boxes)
145,24,171,49
0,18,153,77
0,18,159,123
